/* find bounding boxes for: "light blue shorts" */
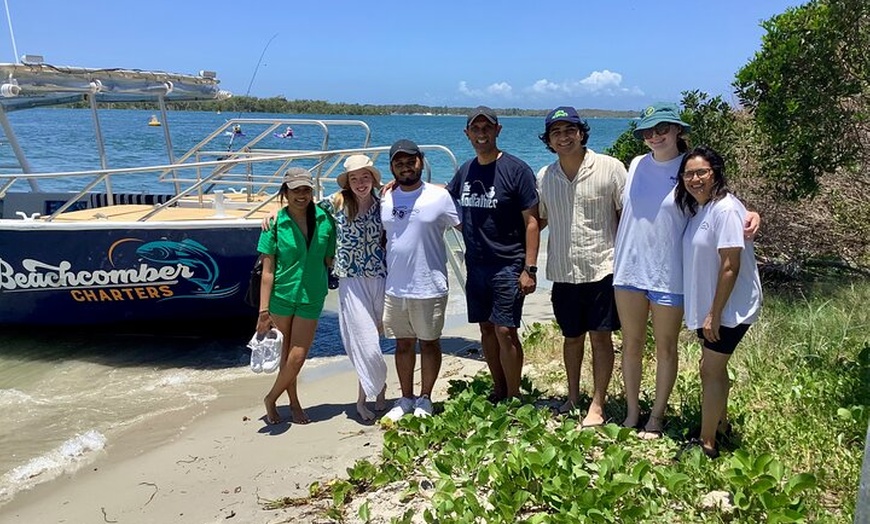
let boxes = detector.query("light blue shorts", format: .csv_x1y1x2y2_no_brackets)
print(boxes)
614,285,684,308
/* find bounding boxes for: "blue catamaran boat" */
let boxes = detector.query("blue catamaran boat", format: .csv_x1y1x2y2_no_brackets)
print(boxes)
0,59,459,329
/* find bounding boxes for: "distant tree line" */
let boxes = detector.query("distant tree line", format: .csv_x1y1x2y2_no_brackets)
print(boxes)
71,96,638,119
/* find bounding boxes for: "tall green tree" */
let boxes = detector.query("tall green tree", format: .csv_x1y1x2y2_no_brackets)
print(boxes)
734,0,869,199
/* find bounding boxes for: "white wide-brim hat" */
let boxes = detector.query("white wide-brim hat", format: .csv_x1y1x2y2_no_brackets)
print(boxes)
336,154,382,190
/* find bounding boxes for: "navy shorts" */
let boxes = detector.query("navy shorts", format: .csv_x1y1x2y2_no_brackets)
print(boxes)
465,261,524,328
551,275,620,337
696,323,751,355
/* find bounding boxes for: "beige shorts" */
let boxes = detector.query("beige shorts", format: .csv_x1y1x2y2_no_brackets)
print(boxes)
383,294,447,341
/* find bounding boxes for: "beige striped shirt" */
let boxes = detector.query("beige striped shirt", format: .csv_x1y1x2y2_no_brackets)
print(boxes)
537,149,626,284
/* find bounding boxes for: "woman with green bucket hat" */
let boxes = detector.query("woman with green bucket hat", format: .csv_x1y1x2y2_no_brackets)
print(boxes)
612,103,760,439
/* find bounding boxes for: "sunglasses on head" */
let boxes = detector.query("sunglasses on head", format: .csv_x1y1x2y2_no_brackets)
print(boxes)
640,122,673,140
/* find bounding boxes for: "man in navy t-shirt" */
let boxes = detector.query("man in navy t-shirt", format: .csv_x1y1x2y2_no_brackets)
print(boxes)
446,106,540,401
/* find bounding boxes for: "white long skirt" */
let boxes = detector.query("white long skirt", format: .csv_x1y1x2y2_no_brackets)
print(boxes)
338,276,387,400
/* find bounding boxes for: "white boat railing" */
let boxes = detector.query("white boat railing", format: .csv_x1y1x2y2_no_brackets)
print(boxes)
0,144,458,221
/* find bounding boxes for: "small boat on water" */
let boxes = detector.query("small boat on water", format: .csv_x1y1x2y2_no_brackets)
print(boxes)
0,61,459,330
147,114,161,126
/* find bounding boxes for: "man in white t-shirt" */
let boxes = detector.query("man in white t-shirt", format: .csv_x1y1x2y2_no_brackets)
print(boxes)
380,139,460,421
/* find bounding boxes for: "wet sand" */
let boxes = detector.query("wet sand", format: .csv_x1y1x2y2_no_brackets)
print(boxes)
0,290,554,524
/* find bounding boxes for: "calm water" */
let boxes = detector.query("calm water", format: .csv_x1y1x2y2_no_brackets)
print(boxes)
0,109,632,506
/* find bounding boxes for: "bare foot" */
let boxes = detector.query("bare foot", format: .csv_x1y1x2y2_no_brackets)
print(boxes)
638,414,665,439
581,408,606,428
375,386,387,411
621,415,640,430
357,402,375,421
291,406,311,424
263,397,281,425
559,399,577,414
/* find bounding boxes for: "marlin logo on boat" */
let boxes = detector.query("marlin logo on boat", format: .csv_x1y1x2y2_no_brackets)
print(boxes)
136,239,219,294
0,238,239,303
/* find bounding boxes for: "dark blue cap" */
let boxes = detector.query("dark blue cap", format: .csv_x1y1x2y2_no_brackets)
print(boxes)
545,106,583,129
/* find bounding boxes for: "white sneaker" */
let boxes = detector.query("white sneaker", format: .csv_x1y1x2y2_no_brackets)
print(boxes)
246,332,264,373
413,395,433,418
383,397,415,422
260,328,282,374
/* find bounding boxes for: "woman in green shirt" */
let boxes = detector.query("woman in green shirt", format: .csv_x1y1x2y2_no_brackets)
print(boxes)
257,168,336,425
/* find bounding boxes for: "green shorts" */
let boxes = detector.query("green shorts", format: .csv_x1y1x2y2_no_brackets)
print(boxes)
269,296,325,319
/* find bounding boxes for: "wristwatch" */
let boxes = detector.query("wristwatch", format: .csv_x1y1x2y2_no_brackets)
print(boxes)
524,265,538,275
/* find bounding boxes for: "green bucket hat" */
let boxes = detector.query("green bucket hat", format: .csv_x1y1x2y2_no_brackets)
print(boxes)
633,103,691,139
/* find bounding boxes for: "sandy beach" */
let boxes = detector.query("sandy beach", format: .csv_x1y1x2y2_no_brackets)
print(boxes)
0,290,554,524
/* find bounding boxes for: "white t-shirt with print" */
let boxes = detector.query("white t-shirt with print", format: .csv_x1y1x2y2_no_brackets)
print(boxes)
613,153,687,294
381,183,460,299
682,193,762,329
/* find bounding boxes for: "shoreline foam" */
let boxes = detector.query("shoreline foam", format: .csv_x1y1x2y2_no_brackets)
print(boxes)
0,286,554,523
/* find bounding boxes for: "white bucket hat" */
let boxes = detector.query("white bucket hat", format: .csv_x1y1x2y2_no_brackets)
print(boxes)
336,154,382,190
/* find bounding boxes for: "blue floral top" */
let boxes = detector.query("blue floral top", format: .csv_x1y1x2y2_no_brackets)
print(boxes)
318,192,387,278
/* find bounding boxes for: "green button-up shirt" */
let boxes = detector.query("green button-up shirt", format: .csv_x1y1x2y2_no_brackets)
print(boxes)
258,205,336,305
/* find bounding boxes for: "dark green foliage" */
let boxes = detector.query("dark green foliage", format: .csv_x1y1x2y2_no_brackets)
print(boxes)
679,91,740,176
314,373,822,523
604,119,646,168
734,0,870,199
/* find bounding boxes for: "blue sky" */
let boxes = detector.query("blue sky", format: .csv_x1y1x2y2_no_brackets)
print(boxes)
3,0,806,111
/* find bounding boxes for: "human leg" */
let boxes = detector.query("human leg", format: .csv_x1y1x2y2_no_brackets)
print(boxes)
696,323,748,450
644,302,683,433
264,315,318,424
699,347,731,454
394,338,417,399
584,330,615,426
551,282,585,412
561,335,585,412
375,384,387,411
479,321,506,400
356,382,375,421
614,288,650,428
494,325,524,398
418,338,442,398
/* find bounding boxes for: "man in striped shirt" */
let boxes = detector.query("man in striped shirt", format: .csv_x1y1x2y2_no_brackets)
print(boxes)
536,106,626,426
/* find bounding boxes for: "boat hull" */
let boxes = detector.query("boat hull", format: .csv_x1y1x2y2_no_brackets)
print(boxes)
0,222,262,327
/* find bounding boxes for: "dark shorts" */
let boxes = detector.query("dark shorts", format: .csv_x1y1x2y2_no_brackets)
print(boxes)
465,261,524,328
551,275,620,337
696,323,751,355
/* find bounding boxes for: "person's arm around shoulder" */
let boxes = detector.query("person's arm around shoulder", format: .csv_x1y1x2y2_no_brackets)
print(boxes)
743,211,761,240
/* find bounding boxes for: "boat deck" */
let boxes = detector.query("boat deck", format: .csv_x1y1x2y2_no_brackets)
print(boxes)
46,203,273,222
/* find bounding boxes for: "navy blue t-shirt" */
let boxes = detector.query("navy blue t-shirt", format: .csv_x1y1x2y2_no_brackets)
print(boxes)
446,152,538,264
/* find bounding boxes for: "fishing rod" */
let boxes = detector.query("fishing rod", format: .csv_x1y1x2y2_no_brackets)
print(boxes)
227,32,278,151
3,0,19,63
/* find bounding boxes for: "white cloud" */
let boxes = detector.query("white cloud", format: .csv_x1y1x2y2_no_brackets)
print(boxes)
486,82,512,96
527,70,644,97
458,81,480,97
458,80,514,98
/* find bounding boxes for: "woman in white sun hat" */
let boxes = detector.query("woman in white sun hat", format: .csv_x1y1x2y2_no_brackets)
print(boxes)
318,154,389,421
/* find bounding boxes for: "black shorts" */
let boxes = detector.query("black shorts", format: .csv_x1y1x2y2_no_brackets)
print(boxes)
465,261,524,328
696,323,751,355
551,275,620,338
